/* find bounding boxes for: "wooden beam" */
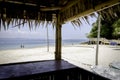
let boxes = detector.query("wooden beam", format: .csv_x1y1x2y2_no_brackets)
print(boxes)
40,7,61,11
60,0,79,12
55,13,62,60
0,0,36,6
0,0,61,11
63,0,120,23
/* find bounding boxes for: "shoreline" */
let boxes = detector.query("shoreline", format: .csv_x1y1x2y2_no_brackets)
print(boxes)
0,42,87,51
0,38,89,51
0,44,56,51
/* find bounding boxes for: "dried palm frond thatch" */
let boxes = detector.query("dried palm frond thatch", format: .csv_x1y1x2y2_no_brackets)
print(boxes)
98,4,120,22
60,0,120,27
69,2,120,27
60,0,106,24
0,0,120,30
71,13,97,27
0,12,54,30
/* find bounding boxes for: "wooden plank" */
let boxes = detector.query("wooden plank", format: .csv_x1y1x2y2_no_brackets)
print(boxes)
62,0,120,23
0,60,76,79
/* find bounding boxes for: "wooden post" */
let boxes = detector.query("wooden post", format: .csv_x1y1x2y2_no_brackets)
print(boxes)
47,26,49,52
95,14,101,65
55,13,62,60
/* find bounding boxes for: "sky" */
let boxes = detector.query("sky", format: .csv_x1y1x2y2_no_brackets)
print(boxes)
0,15,97,40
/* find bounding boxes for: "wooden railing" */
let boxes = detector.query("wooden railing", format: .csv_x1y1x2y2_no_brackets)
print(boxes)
4,67,110,80
0,60,110,80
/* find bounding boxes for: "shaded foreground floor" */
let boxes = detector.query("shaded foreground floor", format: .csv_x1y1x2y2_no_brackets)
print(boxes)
0,45,120,70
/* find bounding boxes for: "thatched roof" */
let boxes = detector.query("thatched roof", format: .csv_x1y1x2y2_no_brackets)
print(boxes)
71,2,120,27
99,3,120,22
0,0,120,30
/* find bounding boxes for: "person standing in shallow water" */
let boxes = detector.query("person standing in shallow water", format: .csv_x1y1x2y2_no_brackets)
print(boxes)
23,45,24,48
21,44,24,48
21,44,22,48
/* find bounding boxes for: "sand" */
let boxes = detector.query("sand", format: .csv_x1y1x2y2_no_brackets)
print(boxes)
0,44,120,70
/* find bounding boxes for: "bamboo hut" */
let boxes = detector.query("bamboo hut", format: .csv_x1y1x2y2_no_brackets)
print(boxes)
0,0,120,80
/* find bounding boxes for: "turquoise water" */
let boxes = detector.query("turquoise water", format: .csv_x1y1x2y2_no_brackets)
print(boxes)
0,38,88,50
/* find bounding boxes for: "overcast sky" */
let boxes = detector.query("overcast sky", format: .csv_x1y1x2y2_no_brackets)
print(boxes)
0,15,97,40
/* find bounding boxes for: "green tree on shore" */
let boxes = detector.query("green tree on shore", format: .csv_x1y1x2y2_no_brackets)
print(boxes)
88,18,120,39
112,19,120,38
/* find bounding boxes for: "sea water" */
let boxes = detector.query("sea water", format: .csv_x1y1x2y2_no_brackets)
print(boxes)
0,38,88,50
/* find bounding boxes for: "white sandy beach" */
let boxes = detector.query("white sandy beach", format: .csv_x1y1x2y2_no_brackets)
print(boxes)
0,44,120,70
